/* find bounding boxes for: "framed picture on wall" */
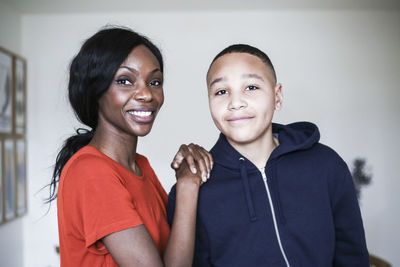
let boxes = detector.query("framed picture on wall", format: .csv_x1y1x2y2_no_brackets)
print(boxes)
15,58,26,135
0,140,3,224
16,139,26,215
0,48,13,134
0,47,27,225
4,139,16,221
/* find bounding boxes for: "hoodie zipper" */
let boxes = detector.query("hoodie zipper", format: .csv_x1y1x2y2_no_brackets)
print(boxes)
259,168,290,267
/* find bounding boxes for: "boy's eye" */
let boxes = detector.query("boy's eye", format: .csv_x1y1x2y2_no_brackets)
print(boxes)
116,78,133,85
246,85,259,91
215,89,227,95
149,79,162,87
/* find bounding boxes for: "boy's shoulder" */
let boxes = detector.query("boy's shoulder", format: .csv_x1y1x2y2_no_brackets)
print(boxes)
298,141,344,161
300,141,348,170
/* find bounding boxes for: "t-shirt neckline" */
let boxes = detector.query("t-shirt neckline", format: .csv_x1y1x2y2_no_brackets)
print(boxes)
85,145,145,179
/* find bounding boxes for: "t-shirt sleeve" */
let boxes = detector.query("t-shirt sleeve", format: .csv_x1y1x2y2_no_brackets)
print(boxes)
65,156,143,253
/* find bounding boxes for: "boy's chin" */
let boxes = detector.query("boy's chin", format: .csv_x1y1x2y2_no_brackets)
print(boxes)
225,133,255,146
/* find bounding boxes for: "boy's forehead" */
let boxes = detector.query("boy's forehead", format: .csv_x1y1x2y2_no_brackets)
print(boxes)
207,52,275,85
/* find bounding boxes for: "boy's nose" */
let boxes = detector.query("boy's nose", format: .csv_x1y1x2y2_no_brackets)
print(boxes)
134,83,153,102
228,93,246,110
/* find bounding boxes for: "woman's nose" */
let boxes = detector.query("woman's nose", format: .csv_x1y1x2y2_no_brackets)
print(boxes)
134,83,153,102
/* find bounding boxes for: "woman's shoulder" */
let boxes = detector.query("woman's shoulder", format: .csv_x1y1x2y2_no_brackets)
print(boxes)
135,153,149,166
135,153,165,190
61,146,117,180
135,153,156,175
70,145,110,165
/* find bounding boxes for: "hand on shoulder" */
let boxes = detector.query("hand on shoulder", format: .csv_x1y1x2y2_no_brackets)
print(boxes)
171,143,213,186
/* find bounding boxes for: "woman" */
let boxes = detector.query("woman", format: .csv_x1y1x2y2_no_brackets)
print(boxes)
48,26,212,267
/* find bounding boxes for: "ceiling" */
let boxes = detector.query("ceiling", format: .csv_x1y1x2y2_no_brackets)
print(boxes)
2,0,400,14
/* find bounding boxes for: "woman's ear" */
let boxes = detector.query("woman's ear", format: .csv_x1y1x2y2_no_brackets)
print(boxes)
274,83,283,111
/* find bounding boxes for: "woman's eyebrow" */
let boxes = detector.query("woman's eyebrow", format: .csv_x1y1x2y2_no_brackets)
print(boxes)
118,66,162,75
119,65,139,74
150,68,162,74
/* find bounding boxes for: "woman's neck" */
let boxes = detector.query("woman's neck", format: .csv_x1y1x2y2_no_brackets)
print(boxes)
89,125,140,174
228,130,279,169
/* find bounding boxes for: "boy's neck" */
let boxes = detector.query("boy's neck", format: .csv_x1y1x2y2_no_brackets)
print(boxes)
227,130,279,169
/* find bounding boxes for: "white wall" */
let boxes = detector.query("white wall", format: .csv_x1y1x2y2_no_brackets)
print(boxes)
0,2,24,267
0,2,21,53
22,10,400,267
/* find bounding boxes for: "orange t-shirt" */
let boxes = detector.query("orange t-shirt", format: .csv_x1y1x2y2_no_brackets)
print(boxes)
57,146,170,267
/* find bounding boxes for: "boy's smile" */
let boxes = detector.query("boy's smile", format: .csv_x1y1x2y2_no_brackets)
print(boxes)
226,114,255,126
207,52,283,148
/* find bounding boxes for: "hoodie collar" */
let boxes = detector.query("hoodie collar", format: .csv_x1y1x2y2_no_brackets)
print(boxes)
211,122,320,169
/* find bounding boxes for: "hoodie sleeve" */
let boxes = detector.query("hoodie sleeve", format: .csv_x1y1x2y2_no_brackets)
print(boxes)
193,218,213,267
329,158,369,266
167,184,177,226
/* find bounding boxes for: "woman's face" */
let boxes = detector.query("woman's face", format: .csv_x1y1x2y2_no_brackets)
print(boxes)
97,45,164,138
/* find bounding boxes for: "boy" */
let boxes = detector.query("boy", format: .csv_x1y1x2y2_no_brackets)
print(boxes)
167,44,369,266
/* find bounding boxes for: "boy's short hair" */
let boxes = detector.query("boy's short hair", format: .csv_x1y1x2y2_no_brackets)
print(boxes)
208,44,277,83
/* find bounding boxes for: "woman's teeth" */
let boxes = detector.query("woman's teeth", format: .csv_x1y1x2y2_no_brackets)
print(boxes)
130,110,152,117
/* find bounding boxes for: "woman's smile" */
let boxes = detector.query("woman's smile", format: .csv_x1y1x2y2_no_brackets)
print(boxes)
127,108,156,123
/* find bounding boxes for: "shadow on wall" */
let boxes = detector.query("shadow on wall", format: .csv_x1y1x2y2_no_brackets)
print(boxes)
350,158,391,267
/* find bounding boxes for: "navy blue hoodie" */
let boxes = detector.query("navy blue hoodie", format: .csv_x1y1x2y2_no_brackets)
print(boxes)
167,122,369,267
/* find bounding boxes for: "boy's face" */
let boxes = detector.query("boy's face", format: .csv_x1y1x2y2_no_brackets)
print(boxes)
207,52,282,147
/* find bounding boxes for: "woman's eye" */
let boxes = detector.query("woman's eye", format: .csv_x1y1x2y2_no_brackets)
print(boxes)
246,85,258,91
149,80,162,86
215,89,227,95
116,78,133,85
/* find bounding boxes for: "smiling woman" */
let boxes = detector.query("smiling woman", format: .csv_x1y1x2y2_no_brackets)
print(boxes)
48,26,213,267
95,45,164,140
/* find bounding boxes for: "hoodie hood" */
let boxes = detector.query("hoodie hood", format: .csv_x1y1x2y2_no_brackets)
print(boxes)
210,121,320,170
209,121,320,222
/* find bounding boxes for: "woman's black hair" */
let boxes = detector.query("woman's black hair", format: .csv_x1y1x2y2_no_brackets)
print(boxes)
46,26,163,203
208,44,277,83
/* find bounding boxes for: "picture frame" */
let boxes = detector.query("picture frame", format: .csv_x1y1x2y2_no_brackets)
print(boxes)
0,48,13,134
0,47,27,226
4,139,16,221
14,57,26,135
16,139,27,216
0,140,3,224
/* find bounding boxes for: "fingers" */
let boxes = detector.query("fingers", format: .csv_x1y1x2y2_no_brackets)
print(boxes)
187,144,208,182
171,146,185,170
197,145,214,174
171,143,214,184
172,145,197,174
190,146,212,179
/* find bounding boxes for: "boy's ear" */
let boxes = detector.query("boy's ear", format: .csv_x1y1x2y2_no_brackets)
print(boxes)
274,83,283,111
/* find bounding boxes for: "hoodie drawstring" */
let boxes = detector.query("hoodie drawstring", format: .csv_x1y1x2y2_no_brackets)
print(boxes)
239,158,257,222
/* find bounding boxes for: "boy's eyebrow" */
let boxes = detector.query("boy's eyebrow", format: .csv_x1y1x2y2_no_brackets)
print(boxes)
242,73,264,81
209,73,264,87
209,77,225,87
